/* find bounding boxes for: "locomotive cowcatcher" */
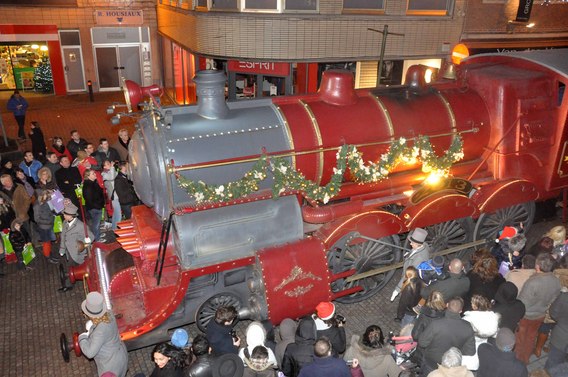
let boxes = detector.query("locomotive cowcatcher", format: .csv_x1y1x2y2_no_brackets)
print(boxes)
66,48,568,350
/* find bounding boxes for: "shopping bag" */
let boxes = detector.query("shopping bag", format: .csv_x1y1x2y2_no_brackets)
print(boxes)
101,207,106,221
75,185,85,205
22,243,36,265
53,215,63,234
2,231,16,263
47,189,65,214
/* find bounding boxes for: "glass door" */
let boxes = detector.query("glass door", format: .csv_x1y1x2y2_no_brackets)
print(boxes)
95,45,141,90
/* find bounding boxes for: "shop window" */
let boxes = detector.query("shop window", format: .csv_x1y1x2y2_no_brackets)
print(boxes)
285,0,318,11
211,0,238,10
0,43,51,92
196,0,208,9
0,0,76,5
343,0,385,13
407,0,452,15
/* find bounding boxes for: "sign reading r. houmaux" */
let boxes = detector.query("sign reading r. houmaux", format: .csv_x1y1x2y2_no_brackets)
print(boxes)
95,10,144,25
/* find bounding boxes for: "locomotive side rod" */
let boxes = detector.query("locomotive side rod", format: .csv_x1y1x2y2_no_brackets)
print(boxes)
170,129,478,173
344,238,488,284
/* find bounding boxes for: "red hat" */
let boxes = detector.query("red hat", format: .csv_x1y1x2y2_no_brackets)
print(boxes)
496,226,517,242
316,302,335,320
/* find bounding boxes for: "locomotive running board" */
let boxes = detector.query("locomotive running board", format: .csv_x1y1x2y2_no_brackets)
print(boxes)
344,238,488,284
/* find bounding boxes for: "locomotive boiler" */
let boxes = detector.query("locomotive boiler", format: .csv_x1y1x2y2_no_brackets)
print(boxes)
69,48,568,349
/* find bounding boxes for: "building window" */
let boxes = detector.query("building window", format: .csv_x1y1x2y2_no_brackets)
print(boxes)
407,0,452,15
211,0,238,10
343,0,385,13
285,0,318,11
196,0,208,8
243,0,279,11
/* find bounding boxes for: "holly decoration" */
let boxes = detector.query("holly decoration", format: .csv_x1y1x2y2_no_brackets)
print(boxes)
176,135,464,204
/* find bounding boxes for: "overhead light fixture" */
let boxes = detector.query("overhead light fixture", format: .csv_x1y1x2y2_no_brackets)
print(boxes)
40,46,48,51
31,44,39,50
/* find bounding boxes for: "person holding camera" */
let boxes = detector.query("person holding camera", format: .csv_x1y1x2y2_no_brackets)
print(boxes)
313,302,346,356
205,305,241,355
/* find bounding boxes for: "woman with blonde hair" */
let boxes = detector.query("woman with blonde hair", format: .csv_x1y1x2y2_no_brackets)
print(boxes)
34,167,58,260
396,266,424,328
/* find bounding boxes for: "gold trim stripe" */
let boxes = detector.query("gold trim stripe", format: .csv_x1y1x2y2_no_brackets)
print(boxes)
299,100,324,185
273,104,296,170
436,93,457,140
371,94,395,142
479,180,533,213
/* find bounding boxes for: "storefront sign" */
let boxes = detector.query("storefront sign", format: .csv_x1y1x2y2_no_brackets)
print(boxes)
95,10,144,25
515,0,533,22
228,60,290,76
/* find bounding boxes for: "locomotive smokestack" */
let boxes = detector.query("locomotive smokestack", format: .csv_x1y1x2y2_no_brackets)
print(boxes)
318,70,358,106
193,70,229,119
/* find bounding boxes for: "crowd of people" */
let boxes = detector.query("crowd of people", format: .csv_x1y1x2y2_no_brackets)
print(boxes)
0,123,137,278
63,224,568,377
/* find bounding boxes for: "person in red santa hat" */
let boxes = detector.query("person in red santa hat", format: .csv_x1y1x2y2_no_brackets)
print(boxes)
312,301,346,357
491,225,526,277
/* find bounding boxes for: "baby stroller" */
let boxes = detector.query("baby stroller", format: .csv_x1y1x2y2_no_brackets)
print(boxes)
388,330,419,372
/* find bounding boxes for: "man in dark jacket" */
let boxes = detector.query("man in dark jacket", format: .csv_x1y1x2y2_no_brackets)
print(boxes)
114,162,138,219
205,306,240,355
545,292,568,373
187,334,216,377
477,328,528,377
421,258,470,301
95,138,121,165
418,297,476,376
493,282,525,332
297,338,350,377
66,130,88,159
54,156,82,210
281,317,317,377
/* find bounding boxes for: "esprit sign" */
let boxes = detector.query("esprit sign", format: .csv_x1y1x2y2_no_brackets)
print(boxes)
95,10,144,25
228,60,290,76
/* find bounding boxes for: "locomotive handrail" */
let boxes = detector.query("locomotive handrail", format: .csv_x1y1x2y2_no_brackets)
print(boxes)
170,128,479,173
155,212,174,286
344,238,488,283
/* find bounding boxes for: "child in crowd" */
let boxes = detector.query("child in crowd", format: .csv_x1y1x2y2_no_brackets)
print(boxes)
9,218,32,274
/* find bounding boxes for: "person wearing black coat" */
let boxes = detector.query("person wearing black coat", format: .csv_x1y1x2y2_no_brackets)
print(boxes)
9,218,31,272
147,342,186,377
28,121,47,163
205,305,240,356
54,155,82,210
477,328,528,377
281,316,317,377
187,334,215,377
492,281,525,332
464,255,506,311
114,161,138,219
82,169,105,241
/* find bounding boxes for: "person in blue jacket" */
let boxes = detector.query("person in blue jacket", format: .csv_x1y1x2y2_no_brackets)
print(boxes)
6,90,28,139
19,151,43,183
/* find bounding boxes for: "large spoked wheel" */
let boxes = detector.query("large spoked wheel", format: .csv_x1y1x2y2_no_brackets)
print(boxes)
403,218,474,260
473,202,536,242
328,232,401,304
196,293,242,332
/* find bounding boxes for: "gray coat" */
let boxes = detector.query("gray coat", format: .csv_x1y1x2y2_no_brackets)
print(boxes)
397,243,431,290
549,292,568,353
59,218,94,264
79,315,128,377
518,272,561,319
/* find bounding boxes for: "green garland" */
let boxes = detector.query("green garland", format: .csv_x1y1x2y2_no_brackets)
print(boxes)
176,135,464,204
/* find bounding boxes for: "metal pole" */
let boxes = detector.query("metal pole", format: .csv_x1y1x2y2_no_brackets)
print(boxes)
367,26,405,87
0,114,8,147
344,238,488,283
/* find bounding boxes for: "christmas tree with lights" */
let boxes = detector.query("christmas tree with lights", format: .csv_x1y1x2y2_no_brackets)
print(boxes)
33,57,53,93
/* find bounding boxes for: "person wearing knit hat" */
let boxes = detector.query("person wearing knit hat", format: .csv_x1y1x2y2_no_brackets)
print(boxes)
391,228,431,302
492,225,526,276
477,327,528,377
312,301,346,357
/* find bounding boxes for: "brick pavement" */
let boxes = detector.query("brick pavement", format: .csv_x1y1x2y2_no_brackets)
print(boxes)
0,91,559,376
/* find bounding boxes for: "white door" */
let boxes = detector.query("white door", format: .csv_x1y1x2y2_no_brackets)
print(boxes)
59,30,86,92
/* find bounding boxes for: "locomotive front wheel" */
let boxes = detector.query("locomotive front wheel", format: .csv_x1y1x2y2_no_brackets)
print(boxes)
473,202,535,243
328,232,401,304
196,293,242,333
60,332,81,363
403,218,474,261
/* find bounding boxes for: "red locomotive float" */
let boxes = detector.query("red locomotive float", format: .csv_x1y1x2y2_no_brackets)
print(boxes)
65,48,568,350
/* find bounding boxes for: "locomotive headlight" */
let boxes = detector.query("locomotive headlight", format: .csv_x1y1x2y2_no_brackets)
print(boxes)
425,170,445,186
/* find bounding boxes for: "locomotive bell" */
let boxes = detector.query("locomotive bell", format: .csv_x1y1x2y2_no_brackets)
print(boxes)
193,70,229,119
